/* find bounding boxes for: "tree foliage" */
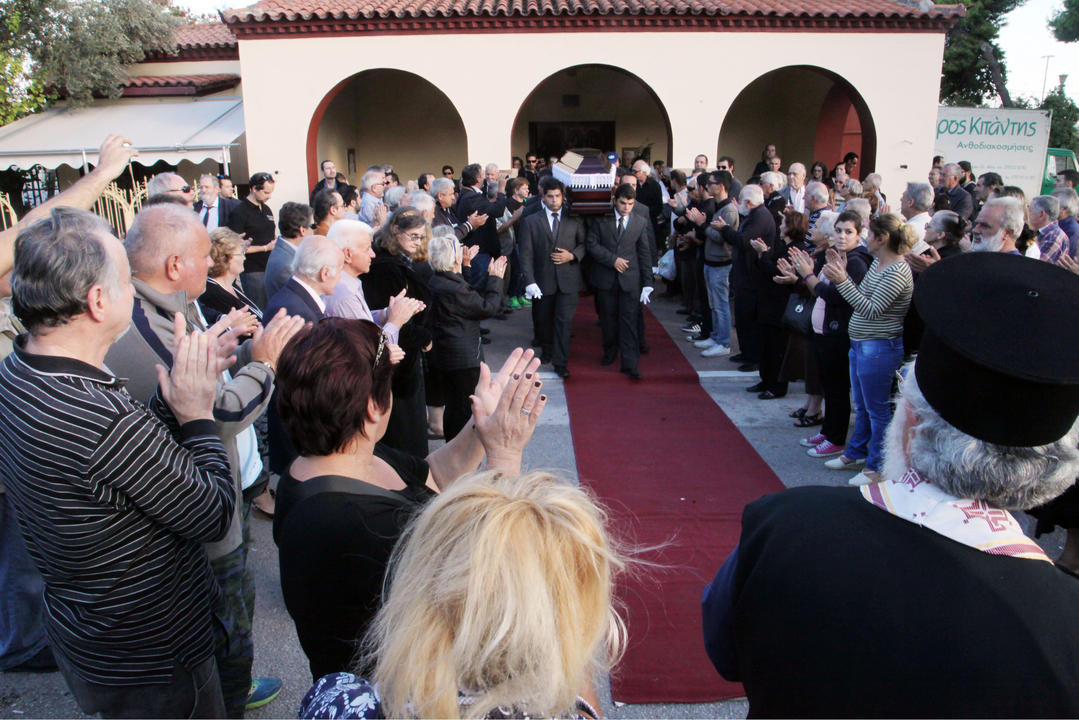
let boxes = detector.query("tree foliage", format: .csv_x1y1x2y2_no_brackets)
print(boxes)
1042,88,1079,151
937,0,1026,106
0,0,182,124
1049,0,1079,42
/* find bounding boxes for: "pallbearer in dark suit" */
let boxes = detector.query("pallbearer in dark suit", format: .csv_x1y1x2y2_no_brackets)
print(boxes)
586,183,654,380
519,177,585,379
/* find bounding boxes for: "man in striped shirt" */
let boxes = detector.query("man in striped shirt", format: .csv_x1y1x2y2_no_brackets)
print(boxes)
0,208,236,718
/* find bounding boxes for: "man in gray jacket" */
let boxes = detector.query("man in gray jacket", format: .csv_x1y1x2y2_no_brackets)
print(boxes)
695,171,740,357
106,203,304,716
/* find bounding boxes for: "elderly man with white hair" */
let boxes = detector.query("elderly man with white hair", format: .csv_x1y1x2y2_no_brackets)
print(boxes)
1029,194,1069,265
711,184,775,374
324,220,424,343
1052,188,1079,258
759,171,787,227
971,196,1023,254
265,236,343,324
781,163,807,213
263,235,345,481
358,168,388,227
803,181,830,242
704,252,1079,716
900,182,934,243
147,172,195,209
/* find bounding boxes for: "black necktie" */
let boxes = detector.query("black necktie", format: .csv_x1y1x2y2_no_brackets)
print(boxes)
201,206,211,226
617,216,625,239
551,212,559,238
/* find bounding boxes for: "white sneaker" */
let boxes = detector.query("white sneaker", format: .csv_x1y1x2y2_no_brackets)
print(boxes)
694,338,717,349
824,455,865,471
701,344,731,358
848,470,882,486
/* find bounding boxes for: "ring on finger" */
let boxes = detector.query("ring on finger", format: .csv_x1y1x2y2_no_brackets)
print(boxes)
521,408,531,415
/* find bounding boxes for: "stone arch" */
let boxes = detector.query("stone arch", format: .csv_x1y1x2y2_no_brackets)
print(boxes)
305,69,468,189
510,64,673,167
717,66,877,181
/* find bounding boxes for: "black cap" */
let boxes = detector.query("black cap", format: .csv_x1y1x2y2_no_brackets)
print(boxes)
914,252,1079,447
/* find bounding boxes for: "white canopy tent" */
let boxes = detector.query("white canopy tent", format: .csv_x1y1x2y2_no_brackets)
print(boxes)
0,97,244,172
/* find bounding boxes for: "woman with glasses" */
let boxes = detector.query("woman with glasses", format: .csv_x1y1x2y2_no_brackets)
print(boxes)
361,209,435,457
273,319,546,682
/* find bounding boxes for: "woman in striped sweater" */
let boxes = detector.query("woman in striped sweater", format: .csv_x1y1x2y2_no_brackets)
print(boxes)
820,213,916,485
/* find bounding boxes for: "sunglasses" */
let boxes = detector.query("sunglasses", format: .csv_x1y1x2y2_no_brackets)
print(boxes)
175,185,193,194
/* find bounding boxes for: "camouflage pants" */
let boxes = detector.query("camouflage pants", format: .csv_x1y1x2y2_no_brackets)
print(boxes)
210,505,255,718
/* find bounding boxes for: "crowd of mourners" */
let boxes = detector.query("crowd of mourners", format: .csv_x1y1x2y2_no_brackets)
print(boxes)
0,133,1077,720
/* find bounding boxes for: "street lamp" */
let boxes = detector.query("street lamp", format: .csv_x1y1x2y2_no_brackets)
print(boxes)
1041,54,1054,102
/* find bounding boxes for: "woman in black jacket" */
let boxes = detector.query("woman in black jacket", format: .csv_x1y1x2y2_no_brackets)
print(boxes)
361,209,434,457
749,209,808,399
782,210,872,458
426,234,506,441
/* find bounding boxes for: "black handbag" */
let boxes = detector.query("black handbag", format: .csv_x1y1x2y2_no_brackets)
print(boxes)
782,293,814,335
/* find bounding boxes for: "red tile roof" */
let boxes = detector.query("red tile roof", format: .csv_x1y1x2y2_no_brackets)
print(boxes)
222,0,959,22
121,74,241,96
173,22,237,49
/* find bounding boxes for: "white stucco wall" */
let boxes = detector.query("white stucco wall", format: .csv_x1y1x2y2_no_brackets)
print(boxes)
236,29,945,209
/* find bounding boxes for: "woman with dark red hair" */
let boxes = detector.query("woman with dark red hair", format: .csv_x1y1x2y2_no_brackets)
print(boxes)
272,318,546,682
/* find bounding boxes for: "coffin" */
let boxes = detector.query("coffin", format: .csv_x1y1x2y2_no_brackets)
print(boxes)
551,149,616,216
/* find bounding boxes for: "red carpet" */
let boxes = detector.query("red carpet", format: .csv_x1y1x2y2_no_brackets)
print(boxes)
563,298,784,704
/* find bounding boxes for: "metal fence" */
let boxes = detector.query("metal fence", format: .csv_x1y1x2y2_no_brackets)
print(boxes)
0,180,149,238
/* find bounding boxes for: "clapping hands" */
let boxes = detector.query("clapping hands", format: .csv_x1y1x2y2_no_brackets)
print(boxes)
822,248,848,284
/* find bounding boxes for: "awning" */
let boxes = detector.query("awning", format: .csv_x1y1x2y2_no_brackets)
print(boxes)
0,96,244,171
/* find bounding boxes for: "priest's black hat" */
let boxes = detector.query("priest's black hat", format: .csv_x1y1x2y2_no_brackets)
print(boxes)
913,252,1079,447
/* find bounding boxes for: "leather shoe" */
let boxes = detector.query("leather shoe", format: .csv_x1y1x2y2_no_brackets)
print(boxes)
554,366,570,379
729,353,744,363
480,327,490,335
746,382,765,392
481,336,491,344
737,363,758,372
758,390,786,400
621,368,642,380
600,351,617,366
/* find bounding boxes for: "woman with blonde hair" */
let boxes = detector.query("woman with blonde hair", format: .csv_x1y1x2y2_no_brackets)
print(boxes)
198,227,261,327
299,470,626,720
820,212,915,485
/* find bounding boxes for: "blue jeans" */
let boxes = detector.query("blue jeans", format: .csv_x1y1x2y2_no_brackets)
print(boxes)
846,337,904,472
0,492,49,670
703,264,732,346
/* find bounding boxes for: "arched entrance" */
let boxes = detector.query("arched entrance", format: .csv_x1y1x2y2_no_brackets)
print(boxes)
306,69,468,189
511,65,672,167
717,66,876,181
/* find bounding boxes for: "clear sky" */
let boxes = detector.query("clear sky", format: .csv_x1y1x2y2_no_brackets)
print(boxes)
177,0,1079,107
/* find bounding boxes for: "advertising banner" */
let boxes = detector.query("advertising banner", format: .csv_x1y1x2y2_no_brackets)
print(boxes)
934,107,1051,199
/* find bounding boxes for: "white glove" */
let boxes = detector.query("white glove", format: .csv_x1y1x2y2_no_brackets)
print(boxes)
524,283,543,300
640,287,653,305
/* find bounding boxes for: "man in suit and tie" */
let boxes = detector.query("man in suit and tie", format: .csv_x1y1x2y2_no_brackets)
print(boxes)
264,235,344,476
265,235,343,325
586,183,654,380
264,202,313,300
194,174,238,233
519,177,585,379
